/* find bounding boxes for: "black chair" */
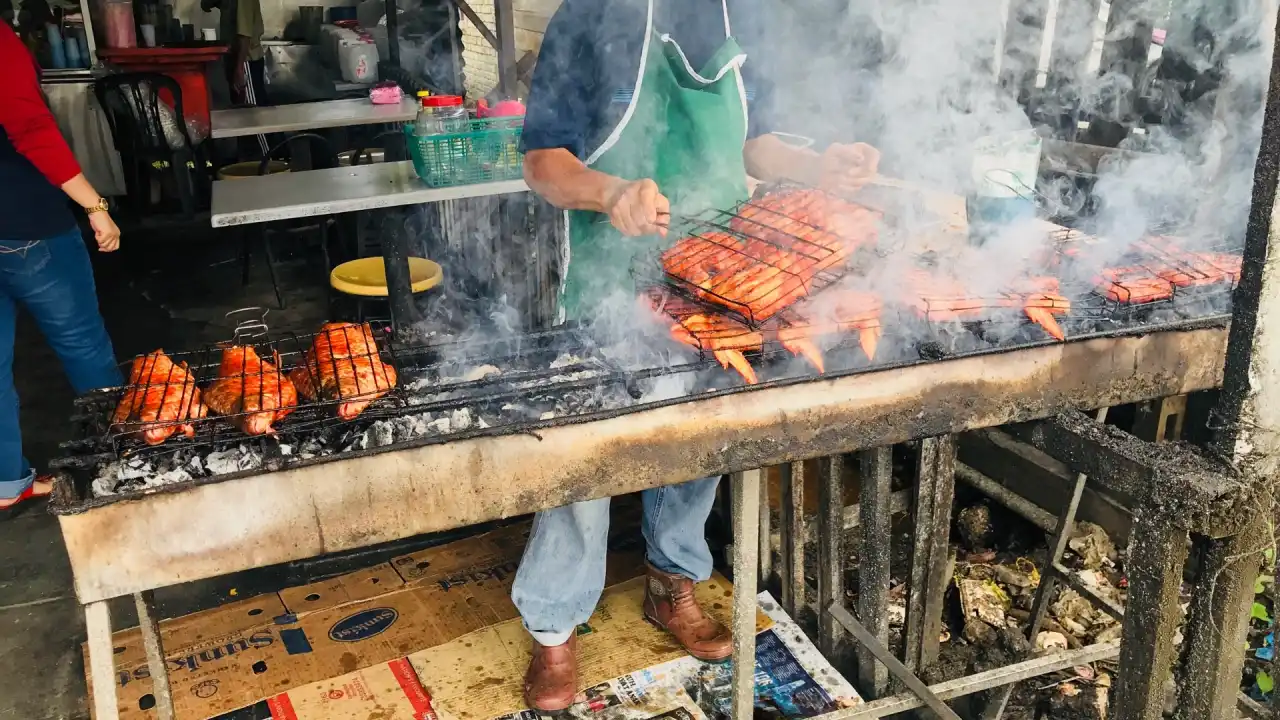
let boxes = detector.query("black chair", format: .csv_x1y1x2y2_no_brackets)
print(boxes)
94,72,211,216
350,128,409,167
245,133,343,310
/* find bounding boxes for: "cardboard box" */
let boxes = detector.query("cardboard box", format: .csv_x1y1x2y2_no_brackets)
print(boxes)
265,657,437,720
89,521,649,720
407,574,772,720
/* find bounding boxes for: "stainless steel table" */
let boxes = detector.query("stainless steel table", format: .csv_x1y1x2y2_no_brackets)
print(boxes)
210,161,528,226
210,97,419,139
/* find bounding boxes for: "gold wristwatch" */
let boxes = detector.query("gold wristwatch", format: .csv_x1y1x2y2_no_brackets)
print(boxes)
84,198,109,215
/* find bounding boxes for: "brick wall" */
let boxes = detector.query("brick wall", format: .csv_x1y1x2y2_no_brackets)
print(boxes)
461,0,561,100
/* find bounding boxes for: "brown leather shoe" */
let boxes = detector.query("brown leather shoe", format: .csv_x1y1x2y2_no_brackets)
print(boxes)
642,564,733,662
523,634,578,713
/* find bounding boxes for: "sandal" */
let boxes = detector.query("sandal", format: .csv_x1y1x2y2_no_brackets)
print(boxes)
0,476,53,518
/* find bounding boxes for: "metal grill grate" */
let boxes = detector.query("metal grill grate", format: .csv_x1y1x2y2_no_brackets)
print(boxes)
658,188,881,325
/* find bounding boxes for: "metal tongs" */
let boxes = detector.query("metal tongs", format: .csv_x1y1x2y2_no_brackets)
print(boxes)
225,307,270,345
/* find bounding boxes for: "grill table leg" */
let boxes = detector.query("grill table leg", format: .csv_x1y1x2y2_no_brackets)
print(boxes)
135,590,175,720
1112,511,1191,720
779,462,805,617
816,455,847,662
857,446,893,699
1173,516,1267,720
905,436,956,676
730,468,761,720
85,600,119,720
756,468,773,588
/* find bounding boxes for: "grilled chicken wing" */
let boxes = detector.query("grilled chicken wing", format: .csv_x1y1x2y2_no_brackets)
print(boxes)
289,323,397,420
204,345,297,435
111,350,208,445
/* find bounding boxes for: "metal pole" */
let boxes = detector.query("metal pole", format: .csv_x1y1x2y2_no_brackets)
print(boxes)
381,223,423,341
730,469,761,720
494,0,517,98
384,0,399,70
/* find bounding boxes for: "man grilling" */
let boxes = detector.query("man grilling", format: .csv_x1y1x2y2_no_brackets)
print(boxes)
515,0,880,711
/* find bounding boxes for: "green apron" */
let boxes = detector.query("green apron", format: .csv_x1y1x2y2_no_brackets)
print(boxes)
560,0,750,321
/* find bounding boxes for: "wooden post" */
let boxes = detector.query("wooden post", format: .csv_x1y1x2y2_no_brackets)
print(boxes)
857,446,894,699
905,436,957,674
85,601,120,720
135,591,175,720
817,455,847,662
1112,511,1192,720
730,469,761,720
779,462,806,617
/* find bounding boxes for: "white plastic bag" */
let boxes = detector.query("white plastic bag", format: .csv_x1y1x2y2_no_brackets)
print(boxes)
339,41,379,84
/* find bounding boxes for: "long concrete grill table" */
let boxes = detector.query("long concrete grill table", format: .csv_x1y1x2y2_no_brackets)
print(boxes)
210,160,529,227
209,97,420,139
51,319,1229,720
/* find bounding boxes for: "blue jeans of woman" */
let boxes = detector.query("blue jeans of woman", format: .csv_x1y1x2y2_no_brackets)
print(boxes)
0,227,122,499
511,476,720,646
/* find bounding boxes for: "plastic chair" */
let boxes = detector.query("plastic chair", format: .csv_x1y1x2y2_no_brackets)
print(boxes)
247,133,343,309
94,72,209,215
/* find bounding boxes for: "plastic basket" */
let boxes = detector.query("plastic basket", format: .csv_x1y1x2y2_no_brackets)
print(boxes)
404,118,524,188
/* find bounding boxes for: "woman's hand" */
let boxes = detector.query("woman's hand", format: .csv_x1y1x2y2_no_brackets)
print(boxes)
819,142,881,195
604,178,670,237
89,211,120,252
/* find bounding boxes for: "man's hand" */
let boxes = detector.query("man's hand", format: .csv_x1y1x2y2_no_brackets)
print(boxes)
604,178,670,237
89,211,120,252
819,142,881,195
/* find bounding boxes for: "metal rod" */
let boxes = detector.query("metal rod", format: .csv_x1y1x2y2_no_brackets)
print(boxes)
780,462,805,616
453,0,499,49
816,455,846,660
955,462,1058,534
730,469,761,720
135,591,175,720
828,603,963,720
381,228,423,341
816,641,1121,719
383,0,399,69
856,446,893,699
984,407,1106,720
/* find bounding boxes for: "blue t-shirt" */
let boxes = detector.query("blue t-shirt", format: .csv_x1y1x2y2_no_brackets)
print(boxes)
520,0,774,160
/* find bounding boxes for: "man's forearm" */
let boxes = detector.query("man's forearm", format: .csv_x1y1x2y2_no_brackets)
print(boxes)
233,35,249,69
523,148,625,212
744,134,821,186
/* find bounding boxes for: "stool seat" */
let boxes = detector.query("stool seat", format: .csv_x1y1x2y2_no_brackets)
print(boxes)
330,257,443,297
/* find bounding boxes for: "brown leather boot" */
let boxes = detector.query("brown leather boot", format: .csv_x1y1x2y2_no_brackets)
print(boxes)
523,634,578,712
642,564,733,662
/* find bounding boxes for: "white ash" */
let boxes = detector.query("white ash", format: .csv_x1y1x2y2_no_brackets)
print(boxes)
459,364,501,381
549,353,587,369
204,445,264,475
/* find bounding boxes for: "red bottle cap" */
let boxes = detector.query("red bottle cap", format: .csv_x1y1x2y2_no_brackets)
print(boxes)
423,95,464,107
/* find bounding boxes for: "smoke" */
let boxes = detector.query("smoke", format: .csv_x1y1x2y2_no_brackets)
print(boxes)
408,0,1276,393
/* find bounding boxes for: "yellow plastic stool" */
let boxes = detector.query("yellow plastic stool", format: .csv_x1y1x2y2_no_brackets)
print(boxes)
329,257,443,297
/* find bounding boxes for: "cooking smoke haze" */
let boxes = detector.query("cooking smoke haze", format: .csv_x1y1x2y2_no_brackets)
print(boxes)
400,0,1276,388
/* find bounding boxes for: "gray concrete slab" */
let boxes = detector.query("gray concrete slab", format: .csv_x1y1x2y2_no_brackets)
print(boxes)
0,512,73,608
0,597,89,720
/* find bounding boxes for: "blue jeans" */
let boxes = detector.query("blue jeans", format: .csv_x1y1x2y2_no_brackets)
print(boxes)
512,476,720,646
0,228,122,499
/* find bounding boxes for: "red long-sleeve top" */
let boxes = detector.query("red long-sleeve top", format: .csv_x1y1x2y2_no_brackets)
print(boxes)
0,22,81,186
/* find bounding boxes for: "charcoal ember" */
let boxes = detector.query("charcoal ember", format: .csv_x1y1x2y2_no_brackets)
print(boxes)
205,444,263,475
917,341,949,360
449,408,473,432
957,503,995,550
365,421,396,449
298,438,324,460
392,413,433,441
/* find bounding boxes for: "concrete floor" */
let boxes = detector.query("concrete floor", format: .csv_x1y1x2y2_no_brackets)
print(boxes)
0,221,335,720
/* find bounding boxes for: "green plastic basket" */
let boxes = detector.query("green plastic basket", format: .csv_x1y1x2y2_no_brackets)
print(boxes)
404,118,524,188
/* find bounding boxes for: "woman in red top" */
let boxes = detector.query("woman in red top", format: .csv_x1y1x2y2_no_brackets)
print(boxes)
0,21,123,513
